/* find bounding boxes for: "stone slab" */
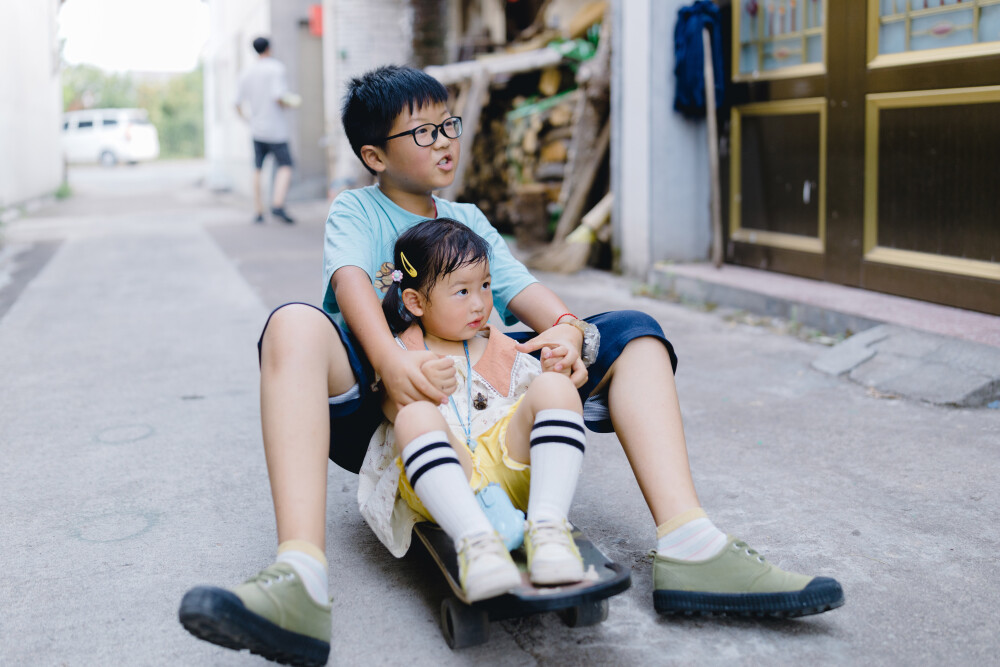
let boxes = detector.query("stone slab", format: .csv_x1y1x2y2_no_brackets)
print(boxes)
813,325,1000,407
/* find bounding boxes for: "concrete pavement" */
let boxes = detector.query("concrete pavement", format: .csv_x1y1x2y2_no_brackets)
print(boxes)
1,161,999,665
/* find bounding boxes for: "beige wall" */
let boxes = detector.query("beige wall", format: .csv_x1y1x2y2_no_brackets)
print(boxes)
202,0,270,194
322,0,415,194
612,0,712,277
0,0,63,211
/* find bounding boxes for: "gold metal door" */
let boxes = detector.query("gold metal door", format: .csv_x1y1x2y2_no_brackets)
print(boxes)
724,0,1000,314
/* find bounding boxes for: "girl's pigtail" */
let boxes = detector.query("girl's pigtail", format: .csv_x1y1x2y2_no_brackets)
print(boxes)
381,269,413,334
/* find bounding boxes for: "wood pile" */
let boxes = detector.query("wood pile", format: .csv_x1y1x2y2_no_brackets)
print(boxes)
427,1,612,272
502,87,579,247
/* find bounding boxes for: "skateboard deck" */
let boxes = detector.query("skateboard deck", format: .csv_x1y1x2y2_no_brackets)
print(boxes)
413,522,631,648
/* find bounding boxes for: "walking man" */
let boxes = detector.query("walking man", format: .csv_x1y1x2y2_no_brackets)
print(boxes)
236,36,299,224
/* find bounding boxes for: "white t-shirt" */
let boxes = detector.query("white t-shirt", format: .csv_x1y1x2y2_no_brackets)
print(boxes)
236,57,291,143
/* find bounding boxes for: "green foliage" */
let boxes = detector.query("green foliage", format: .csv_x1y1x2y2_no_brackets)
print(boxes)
63,64,137,110
62,64,204,159
137,67,204,159
55,182,73,200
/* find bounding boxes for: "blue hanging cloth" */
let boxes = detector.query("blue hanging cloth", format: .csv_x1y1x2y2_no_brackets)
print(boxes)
673,0,725,119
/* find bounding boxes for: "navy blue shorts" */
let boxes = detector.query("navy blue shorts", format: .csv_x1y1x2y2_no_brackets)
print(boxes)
259,305,676,473
253,140,293,169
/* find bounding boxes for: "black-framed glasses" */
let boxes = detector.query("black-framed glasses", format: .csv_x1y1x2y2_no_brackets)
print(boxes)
383,116,462,147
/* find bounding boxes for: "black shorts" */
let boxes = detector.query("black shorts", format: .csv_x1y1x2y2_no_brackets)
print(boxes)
253,140,293,169
259,305,676,474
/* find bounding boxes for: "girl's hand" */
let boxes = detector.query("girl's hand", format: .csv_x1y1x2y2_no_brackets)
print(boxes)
517,326,588,388
378,348,450,409
421,355,458,396
540,345,588,388
539,345,569,372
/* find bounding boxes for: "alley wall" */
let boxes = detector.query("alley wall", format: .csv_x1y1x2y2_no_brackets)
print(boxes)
613,0,712,276
0,0,63,213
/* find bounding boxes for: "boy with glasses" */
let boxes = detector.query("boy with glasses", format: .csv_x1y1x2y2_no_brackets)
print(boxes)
179,65,842,667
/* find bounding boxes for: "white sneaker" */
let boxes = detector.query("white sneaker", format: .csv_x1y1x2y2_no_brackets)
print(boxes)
525,519,584,585
457,531,522,602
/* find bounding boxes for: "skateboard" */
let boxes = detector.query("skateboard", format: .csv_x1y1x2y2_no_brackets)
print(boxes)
413,522,631,649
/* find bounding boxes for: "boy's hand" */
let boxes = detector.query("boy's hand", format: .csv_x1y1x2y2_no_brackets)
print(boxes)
378,349,451,408
516,326,588,388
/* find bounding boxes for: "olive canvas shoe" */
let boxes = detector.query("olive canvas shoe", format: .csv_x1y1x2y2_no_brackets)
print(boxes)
179,562,331,666
653,536,844,618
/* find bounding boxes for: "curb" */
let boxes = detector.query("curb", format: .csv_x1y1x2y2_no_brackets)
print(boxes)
649,263,1000,408
650,265,883,339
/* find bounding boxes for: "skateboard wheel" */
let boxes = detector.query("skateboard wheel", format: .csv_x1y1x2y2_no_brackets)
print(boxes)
440,597,490,649
557,599,609,627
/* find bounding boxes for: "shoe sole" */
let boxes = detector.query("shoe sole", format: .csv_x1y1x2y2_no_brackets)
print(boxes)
464,570,522,602
178,586,329,667
654,576,845,618
530,563,586,586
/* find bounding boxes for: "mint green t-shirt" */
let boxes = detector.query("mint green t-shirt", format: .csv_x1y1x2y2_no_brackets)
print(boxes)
322,185,537,332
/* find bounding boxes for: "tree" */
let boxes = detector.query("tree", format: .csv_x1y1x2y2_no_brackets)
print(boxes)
137,67,204,158
62,64,136,110
61,64,204,158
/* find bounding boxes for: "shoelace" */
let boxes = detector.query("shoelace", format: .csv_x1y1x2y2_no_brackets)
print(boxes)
528,520,573,549
460,532,504,564
247,567,295,587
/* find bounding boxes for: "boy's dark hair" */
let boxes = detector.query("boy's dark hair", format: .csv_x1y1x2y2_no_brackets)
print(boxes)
341,65,450,175
382,218,492,334
252,37,270,54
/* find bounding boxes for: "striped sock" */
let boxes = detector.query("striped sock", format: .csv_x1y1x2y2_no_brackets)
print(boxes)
656,508,728,561
526,409,586,523
402,431,493,543
276,540,329,606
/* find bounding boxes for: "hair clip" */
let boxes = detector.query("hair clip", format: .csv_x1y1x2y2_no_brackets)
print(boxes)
399,251,418,278
391,269,403,283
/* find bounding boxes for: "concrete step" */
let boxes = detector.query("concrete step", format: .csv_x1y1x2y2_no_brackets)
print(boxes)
650,262,1000,408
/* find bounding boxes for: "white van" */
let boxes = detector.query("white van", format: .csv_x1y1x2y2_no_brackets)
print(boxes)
62,108,160,166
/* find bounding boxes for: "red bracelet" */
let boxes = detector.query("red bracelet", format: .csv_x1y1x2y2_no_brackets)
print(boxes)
553,312,577,327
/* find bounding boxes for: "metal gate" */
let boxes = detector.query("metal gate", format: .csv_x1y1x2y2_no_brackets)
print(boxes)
724,0,1000,315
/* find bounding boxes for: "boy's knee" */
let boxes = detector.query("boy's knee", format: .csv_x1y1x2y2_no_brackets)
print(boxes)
265,303,328,334
261,304,342,357
624,334,661,348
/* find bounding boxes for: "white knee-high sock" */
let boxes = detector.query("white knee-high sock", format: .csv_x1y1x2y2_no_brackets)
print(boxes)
526,409,586,523
402,431,493,544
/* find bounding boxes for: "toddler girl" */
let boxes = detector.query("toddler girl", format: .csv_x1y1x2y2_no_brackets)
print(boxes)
358,218,588,602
